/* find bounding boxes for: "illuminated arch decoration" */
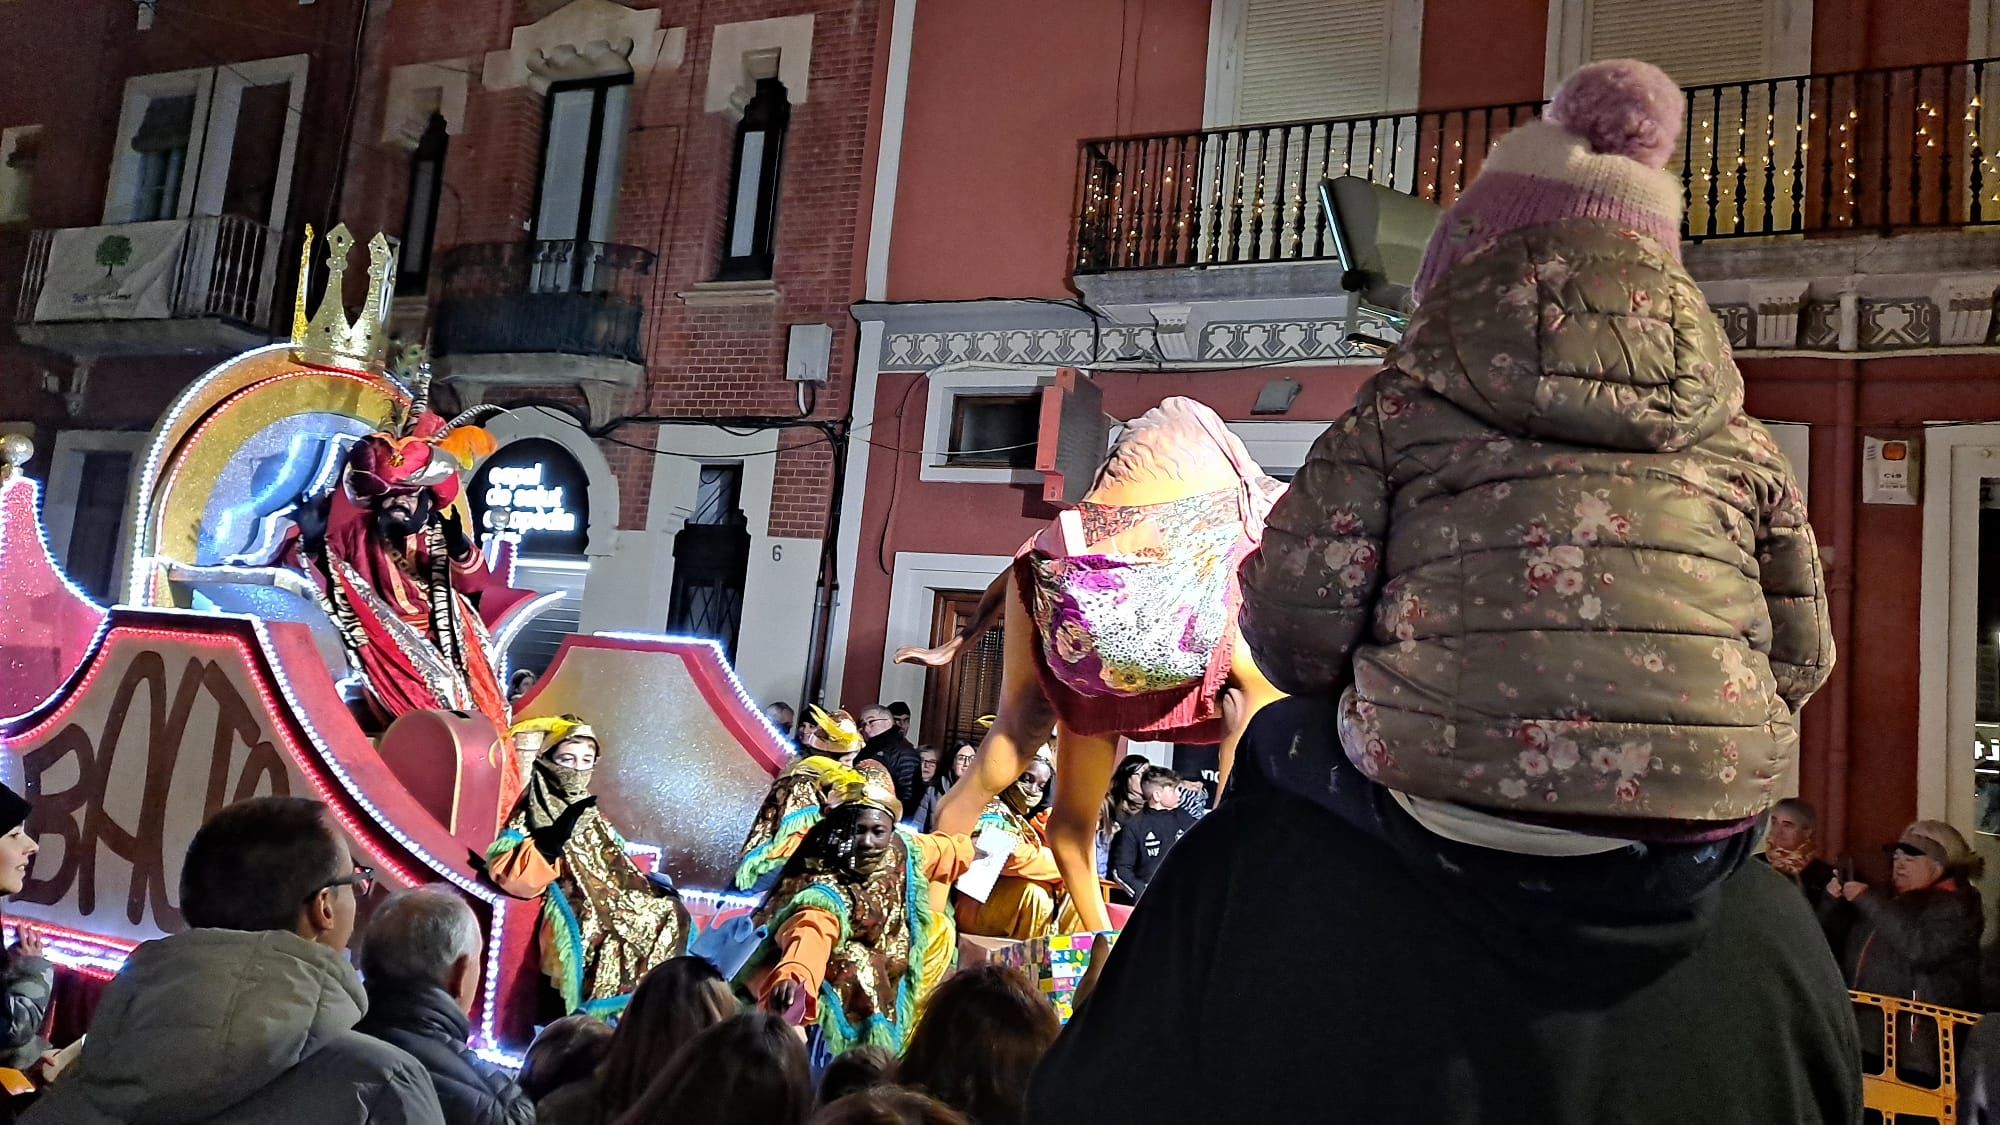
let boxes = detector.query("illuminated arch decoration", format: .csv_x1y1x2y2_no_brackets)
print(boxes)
125,344,411,606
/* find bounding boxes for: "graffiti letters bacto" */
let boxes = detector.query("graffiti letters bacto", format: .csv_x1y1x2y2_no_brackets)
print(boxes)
17,649,291,933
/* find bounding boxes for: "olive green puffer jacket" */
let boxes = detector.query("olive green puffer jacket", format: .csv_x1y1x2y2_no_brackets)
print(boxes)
1239,219,1833,823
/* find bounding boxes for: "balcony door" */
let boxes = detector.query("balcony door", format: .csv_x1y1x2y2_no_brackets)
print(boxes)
102,57,308,328
1193,0,1423,265
533,78,631,294
1919,426,2000,932
1552,0,1811,236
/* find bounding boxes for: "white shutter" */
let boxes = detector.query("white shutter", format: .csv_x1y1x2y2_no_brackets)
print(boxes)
1584,0,1770,86
1236,0,1391,124
1587,0,1795,235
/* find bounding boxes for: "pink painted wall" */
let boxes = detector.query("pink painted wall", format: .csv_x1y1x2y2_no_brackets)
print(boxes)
838,365,1377,707
885,0,1212,300
1418,0,1549,109
1814,0,1971,71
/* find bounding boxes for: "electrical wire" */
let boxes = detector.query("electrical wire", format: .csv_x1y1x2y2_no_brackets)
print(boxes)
874,373,928,575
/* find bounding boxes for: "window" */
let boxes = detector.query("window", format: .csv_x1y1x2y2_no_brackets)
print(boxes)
130,94,194,222
945,395,1040,469
66,449,135,601
397,113,449,295
921,371,1048,485
1208,0,1421,126
0,126,39,224
691,463,744,525
718,78,790,281
1579,0,1778,86
534,78,631,291
1554,0,1807,234
668,463,750,658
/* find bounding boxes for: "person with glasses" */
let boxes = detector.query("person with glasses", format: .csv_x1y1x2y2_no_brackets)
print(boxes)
22,797,445,1125
855,706,925,819
1823,819,1984,1085
485,715,691,1022
914,744,974,833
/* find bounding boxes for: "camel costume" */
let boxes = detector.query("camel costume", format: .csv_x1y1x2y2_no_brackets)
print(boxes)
923,397,1288,933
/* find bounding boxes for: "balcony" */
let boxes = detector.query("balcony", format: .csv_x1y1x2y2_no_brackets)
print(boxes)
1077,57,2000,276
14,213,278,358
1073,57,2000,353
431,238,654,426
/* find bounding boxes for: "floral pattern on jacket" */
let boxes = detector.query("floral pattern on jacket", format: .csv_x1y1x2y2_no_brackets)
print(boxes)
1239,219,1834,821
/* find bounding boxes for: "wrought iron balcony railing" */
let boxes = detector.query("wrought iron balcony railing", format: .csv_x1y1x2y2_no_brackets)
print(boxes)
433,239,655,364
16,213,277,327
1075,56,2000,274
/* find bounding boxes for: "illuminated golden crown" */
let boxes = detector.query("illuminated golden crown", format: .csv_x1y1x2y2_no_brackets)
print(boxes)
291,223,393,371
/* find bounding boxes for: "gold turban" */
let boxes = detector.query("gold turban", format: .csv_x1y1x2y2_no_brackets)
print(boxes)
839,759,905,823
806,705,866,755
509,714,597,756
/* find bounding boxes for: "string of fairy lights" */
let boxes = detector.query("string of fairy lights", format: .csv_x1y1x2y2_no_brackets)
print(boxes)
1081,64,2000,267
1084,123,1410,269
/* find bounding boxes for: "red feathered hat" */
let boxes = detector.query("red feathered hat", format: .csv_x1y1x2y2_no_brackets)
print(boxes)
343,425,465,505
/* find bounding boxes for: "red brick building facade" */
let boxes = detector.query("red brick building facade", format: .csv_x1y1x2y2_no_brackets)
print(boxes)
0,0,371,598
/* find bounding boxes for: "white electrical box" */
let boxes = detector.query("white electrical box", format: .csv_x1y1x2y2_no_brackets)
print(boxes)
786,323,833,383
1862,436,1920,505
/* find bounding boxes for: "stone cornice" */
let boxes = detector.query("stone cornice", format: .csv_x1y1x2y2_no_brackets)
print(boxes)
857,297,1392,371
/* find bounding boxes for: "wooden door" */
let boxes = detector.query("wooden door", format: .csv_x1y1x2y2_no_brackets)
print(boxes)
920,590,1006,752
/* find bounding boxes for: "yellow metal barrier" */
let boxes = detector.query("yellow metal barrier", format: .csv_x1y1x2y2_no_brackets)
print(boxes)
1852,990,1981,1124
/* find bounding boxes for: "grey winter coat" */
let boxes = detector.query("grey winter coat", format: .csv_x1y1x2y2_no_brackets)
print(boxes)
0,952,51,1071
1240,219,1834,823
1830,882,1985,1011
21,929,444,1125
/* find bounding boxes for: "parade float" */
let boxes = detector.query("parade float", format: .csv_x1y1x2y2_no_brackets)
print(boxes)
0,226,791,1057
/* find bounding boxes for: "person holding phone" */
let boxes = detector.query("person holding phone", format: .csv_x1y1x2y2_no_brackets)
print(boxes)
1822,820,1984,1012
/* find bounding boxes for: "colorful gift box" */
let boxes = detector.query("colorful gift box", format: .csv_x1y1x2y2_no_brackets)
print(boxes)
981,930,1117,1024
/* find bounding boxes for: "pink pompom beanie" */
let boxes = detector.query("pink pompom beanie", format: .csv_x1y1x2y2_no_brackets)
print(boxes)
1412,59,1686,302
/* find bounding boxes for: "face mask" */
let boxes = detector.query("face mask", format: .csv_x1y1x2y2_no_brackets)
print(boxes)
536,757,594,800
1002,779,1041,816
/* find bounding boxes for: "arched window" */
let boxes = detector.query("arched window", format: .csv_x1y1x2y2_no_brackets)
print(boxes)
718,78,790,281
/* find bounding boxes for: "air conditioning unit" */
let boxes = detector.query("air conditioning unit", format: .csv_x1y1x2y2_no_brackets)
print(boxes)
1034,367,1107,508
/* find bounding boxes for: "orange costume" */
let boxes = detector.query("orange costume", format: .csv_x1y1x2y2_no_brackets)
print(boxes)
734,762,1032,1054
955,799,1079,941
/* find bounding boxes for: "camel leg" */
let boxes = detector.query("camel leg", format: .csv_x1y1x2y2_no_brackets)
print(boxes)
933,574,1055,838
894,569,1008,668
1214,634,1287,807
1048,727,1119,933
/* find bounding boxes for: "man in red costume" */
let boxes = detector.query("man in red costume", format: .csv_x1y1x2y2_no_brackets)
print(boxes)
295,413,510,741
